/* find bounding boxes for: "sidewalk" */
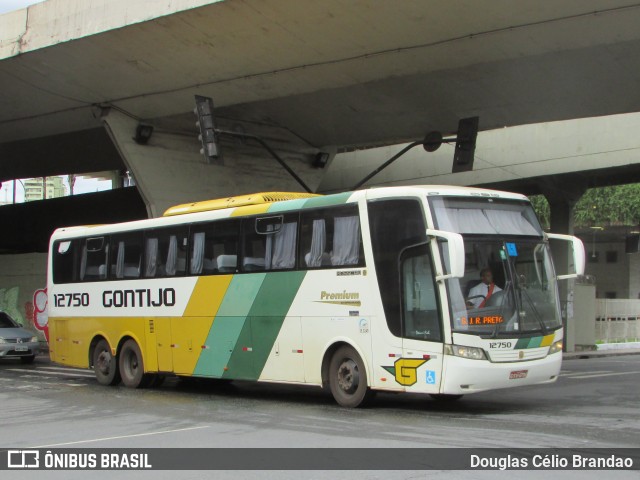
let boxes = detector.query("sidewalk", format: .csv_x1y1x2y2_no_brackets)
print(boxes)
563,342,640,360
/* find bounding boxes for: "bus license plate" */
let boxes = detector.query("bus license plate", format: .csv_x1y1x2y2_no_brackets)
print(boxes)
15,346,29,352
509,370,528,379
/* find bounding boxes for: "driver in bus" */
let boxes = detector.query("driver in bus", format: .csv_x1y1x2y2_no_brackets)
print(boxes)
466,267,502,308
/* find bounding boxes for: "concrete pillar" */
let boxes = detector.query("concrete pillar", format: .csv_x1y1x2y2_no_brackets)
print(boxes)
102,110,323,218
544,180,586,352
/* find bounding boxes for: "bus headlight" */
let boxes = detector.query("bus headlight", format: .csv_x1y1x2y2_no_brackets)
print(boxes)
548,340,563,355
444,344,487,360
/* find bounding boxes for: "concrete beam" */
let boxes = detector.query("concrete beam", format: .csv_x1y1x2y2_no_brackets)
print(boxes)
318,111,640,193
102,110,323,217
0,128,124,182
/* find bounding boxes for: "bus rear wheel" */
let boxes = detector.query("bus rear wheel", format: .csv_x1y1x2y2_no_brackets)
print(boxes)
93,339,120,386
119,339,146,388
329,345,372,408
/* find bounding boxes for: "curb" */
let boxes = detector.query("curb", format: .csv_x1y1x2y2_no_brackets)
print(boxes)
563,349,640,360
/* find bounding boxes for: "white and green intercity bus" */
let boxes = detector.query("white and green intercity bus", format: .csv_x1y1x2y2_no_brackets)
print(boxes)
47,186,584,407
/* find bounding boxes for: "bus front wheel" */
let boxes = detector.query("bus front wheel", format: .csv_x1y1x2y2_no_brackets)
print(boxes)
119,339,146,388
93,339,120,386
329,345,372,408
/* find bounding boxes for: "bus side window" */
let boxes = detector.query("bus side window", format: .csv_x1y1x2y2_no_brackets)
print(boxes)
400,245,442,342
144,227,189,278
80,237,109,281
53,239,79,284
110,233,143,279
368,198,428,337
242,214,298,272
188,219,240,275
299,205,363,269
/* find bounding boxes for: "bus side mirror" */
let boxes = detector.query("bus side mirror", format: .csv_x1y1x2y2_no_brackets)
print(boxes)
426,229,465,281
546,233,586,280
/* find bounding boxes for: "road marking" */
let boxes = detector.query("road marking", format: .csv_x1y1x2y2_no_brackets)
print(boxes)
41,366,92,374
32,425,210,448
6,368,94,378
564,371,640,379
560,370,611,377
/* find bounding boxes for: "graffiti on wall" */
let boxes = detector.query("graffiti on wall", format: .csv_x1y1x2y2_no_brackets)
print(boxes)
0,286,49,343
0,286,25,325
33,288,49,342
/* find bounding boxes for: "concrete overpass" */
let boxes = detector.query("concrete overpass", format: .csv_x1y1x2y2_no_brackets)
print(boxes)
3,0,640,210
2,0,640,330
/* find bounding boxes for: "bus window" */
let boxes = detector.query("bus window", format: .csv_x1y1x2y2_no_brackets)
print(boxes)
53,239,79,284
299,205,364,269
143,227,189,278
189,219,240,275
400,244,442,342
110,232,143,279
80,237,109,281
368,199,427,337
242,214,298,272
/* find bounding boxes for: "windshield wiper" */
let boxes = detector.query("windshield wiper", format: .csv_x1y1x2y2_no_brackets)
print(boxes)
489,280,512,339
519,286,550,335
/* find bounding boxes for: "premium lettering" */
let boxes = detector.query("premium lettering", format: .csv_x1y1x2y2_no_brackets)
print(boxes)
320,290,360,301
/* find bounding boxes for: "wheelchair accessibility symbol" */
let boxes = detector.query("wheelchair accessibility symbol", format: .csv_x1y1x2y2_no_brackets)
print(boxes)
425,370,437,385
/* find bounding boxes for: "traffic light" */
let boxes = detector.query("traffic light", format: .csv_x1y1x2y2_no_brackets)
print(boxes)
194,95,220,162
452,116,479,173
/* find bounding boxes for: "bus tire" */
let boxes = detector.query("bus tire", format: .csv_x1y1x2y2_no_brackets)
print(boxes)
119,339,146,388
93,339,120,386
329,345,371,408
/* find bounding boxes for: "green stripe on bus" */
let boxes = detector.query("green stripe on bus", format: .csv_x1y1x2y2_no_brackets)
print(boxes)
223,271,306,380
268,199,309,213
218,274,267,317
527,336,543,348
514,336,546,349
193,274,266,377
301,192,353,209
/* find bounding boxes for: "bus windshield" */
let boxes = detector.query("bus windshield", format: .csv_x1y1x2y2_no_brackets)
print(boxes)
429,196,562,337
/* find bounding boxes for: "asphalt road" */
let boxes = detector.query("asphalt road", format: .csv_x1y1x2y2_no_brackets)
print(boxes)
1,353,639,479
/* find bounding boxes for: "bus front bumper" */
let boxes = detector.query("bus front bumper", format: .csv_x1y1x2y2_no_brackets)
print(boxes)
440,351,562,395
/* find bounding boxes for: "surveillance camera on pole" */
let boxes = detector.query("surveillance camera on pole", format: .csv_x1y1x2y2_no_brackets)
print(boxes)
194,95,221,163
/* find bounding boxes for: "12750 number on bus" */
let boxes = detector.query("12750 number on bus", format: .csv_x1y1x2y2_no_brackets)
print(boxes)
53,293,90,307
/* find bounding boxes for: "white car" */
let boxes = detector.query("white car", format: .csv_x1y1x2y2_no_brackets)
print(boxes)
0,312,40,364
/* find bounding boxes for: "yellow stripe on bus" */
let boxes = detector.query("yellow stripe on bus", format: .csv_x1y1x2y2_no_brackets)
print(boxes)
230,204,272,216
540,334,555,347
172,276,234,375
183,275,233,317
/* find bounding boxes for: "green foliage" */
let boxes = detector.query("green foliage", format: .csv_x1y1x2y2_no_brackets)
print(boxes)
528,195,550,228
529,184,640,228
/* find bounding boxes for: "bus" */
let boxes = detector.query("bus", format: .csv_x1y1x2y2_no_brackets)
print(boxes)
47,186,585,407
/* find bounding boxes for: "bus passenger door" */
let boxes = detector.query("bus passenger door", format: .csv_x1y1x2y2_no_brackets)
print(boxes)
52,319,69,364
154,317,173,372
400,245,444,394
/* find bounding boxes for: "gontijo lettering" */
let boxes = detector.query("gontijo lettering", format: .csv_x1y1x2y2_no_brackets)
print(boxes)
102,288,176,308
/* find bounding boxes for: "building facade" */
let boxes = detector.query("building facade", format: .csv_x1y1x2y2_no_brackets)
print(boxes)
24,177,67,202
